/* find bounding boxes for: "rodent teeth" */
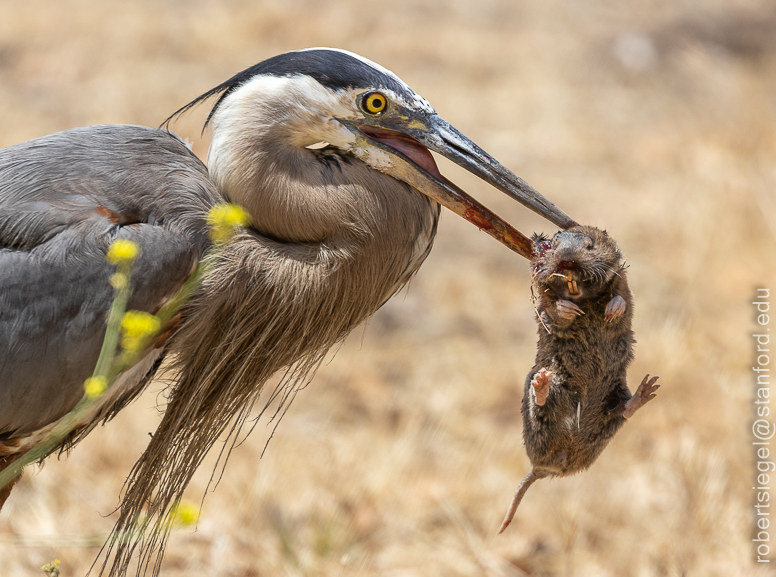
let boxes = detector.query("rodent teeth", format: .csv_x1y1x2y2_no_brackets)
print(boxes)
563,272,579,295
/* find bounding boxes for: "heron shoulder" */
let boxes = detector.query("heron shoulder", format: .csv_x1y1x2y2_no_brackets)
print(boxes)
0,124,218,252
0,125,219,437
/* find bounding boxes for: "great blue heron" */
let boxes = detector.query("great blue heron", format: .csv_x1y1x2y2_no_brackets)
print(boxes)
0,48,574,573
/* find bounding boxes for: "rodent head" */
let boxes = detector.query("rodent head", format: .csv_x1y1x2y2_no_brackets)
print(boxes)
531,225,623,301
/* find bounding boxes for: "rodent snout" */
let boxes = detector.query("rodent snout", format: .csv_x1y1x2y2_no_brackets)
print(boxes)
555,258,581,272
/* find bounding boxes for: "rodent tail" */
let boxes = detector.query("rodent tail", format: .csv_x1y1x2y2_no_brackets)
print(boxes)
498,469,548,534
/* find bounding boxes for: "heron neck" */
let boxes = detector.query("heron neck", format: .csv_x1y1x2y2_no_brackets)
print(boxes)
162,172,437,485
200,92,439,369
124,109,439,557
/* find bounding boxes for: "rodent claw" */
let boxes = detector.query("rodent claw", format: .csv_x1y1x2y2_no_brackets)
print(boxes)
556,299,584,320
605,295,627,323
623,374,660,418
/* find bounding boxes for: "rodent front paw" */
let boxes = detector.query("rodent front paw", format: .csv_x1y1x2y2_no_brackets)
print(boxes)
605,295,627,323
556,299,584,321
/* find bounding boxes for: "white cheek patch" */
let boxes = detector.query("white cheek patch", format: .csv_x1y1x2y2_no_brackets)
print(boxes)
215,74,361,150
284,80,360,148
219,74,360,123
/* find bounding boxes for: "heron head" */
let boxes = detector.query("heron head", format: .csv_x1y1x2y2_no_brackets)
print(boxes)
166,48,576,258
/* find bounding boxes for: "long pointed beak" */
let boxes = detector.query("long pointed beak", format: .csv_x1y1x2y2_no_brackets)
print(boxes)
346,114,576,259
415,116,576,230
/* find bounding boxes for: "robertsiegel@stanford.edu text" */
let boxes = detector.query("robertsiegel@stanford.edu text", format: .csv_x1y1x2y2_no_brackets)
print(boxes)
753,288,771,563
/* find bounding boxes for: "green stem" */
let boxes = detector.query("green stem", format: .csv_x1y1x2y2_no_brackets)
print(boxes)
93,267,132,378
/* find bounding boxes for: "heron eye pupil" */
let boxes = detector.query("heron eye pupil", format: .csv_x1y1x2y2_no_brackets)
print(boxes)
362,92,386,114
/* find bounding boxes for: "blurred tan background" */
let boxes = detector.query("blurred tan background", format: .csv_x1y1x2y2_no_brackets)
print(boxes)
1,0,775,575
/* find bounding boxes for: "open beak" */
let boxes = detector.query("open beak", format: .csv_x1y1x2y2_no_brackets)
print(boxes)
346,114,576,260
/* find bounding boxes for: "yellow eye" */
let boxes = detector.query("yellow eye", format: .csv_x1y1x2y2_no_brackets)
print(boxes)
361,91,387,115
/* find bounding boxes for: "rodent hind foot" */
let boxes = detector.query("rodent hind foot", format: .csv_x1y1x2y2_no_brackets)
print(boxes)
531,368,553,406
623,374,660,418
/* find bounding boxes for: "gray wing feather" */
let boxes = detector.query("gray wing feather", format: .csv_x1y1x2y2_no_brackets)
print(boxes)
0,125,221,435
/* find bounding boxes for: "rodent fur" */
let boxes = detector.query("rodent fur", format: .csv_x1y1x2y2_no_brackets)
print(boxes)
498,225,658,533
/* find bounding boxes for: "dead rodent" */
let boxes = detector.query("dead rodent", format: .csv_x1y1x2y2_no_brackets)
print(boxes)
499,225,659,533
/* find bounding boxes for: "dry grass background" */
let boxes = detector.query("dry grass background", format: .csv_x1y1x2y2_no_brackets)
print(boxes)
0,0,774,575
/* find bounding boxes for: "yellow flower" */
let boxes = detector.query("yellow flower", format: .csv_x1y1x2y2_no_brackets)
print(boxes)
41,559,61,577
120,310,162,353
84,376,107,399
107,238,140,265
168,499,200,528
207,203,251,243
109,272,127,289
